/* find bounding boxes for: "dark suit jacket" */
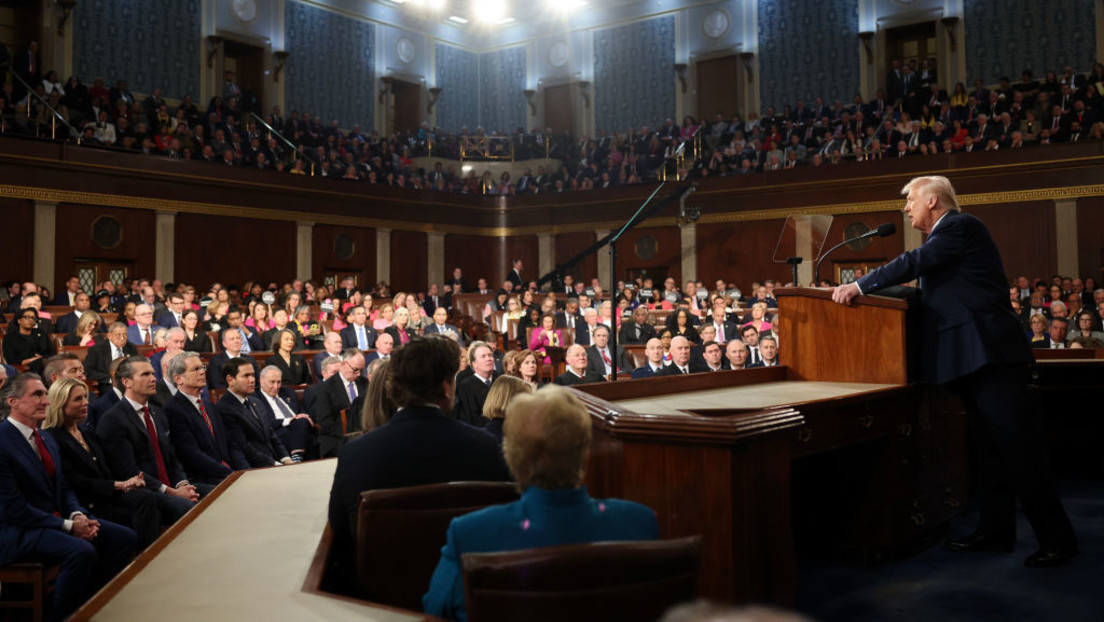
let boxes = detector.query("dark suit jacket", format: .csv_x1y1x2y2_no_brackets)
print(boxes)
618,321,656,345
88,389,120,431
656,363,694,376
84,340,138,388
340,323,378,350
312,350,340,382
46,426,130,516
856,211,1031,385
52,291,77,306
95,399,189,487
163,391,247,484
506,269,524,291
0,421,86,565
55,311,87,336
585,346,621,378
630,364,665,379
453,373,496,427
253,388,305,427
127,323,156,346
327,406,510,564
206,352,259,389
309,373,368,458
218,392,289,467
157,312,181,329
267,353,312,385
553,369,605,385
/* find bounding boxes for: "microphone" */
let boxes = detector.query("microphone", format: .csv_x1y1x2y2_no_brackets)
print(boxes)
814,223,897,285
673,140,686,158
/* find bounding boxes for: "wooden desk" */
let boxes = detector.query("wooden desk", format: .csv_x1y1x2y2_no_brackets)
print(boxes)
73,461,432,621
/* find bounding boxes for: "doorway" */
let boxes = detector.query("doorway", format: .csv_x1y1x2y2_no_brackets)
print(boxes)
885,22,937,83
543,84,576,135
696,55,742,119
223,39,266,116
391,79,422,134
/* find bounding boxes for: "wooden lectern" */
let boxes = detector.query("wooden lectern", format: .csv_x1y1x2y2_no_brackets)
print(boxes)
573,287,965,606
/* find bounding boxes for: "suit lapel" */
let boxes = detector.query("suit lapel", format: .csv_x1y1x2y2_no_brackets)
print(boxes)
1,422,54,492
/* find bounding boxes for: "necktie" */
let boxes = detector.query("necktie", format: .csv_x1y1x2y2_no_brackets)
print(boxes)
717,324,725,343
239,330,251,354
197,400,229,467
681,367,689,374
143,328,151,345
274,397,296,419
601,349,611,366
32,430,56,481
142,406,171,485
347,381,357,402
246,399,260,421
357,326,367,349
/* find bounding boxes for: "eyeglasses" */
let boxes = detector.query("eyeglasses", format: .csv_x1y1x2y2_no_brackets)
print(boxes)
187,365,208,373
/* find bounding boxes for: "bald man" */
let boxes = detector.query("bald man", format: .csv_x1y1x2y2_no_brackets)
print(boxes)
656,336,694,375
553,345,605,386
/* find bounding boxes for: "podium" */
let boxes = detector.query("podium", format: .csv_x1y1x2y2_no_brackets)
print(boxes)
572,287,965,606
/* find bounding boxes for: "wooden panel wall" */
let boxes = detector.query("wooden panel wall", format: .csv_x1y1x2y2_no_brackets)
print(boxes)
444,234,499,291
696,219,792,290
312,224,376,289
54,203,156,286
1077,197,1104,282
970,201,1055,280
0,198,34,282
609,226,682,285
818,210,906,280
555,231,598,284
173,214,296,288
389,230,427,293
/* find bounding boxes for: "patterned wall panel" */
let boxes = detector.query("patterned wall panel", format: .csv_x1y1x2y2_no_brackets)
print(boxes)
757,0,859,113
593,16,676,134
435,43,479,133
478,46,527,133
964,0,1097,83
74,0,200,99
284,1,375,130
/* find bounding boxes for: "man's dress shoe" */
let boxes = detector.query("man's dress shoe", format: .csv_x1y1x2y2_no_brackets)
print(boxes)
945,532,1014,552
1024,548,1078,568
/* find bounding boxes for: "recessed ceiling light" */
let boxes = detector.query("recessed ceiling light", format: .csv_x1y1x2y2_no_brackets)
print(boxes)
448,15,469,23
498,16,515,24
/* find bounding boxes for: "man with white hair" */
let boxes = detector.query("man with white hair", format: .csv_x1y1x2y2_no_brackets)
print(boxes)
554,344,605,386
127,303,156,345
657,336,694,375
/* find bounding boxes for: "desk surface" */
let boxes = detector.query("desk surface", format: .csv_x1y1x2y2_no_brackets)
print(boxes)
612,380,896,416
79,460,423,622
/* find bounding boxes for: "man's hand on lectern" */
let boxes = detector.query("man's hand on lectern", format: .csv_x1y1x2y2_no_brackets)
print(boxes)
831,282,861,306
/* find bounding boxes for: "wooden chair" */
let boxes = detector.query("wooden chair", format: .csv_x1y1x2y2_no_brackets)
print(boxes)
462,536,702,622
0,561,61,622
206,330,221,353
135,345,157,358
60,345,91,362
51,333,67,353
354,481,519,610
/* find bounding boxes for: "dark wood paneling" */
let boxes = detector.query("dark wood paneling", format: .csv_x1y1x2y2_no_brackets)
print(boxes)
696,55,741,120
696,219,792,289
1077,197,1104,282
389,230,427,293
970,201,1055,281
54,203,156,286
818,210,906,280
0,198,34,282
503,236,539,289
174,213,296,288
444,235,500,292
612,226,681,284
312,224,376,287
555,232,598,284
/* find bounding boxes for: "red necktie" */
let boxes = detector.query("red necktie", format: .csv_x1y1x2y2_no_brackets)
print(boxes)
601,349,611,366
143,328,151,345
142,406,171,486
32,430,56,481
197,400,229,468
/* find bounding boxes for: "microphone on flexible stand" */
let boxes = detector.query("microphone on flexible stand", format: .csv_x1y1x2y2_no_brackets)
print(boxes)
814,222,896,285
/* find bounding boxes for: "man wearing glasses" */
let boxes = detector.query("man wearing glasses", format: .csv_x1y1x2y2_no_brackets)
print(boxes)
163,352,248,485
309,348,367,458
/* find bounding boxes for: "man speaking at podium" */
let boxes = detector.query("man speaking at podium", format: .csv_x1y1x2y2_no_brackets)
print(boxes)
831,175,1077,567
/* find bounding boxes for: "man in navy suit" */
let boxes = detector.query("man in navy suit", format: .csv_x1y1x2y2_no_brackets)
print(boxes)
312,332,344,382
156,293,186,329
425,306,465,345
218,358,293,468
0,373,137,622
328,337,509,581
424,384,658,620
310,349,368,458
832,175,1076,567
163,352,247,485
630,338,667,378
126,304,157,346
255,365,315,462
54,293,100,336
339,304,377,350
51,276,81,307
207,329,259,390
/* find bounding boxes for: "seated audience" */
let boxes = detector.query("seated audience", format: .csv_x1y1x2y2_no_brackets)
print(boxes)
309,348,367,457
255,365,315,462
657,336,696,375
0,373,138,622
725,340,751,370
554,344,606,385
268,328,312,385
163,352,247,485
180,309,210,352
747,335,780,367
480,375,534,446
423,385,659,620
3,308,56,374
453,340,498,427
218,358,294,468
631,338,667,378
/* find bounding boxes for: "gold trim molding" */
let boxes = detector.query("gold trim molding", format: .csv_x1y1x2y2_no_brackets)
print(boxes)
4,183,1104,238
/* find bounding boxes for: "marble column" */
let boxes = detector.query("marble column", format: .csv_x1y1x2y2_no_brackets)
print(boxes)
376,228,392,286
680,223,697,283
33,200,57,290
296,221,314,281
154,211,176,281
537,233,554,279
1053,199,1078,277
595,229,611,287
427,232,446,288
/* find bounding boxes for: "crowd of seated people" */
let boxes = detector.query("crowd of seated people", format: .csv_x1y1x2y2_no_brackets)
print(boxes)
4,56,1102,193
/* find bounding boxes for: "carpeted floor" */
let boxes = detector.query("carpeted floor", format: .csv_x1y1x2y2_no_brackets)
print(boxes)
794,480,1104,622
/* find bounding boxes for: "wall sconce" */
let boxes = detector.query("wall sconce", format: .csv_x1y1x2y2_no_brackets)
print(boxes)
738,52,754,83
427,87,443,114
379,77,394,104
523,89,536,116
941,17,960,52
57,0,77,36
578,81,590,108
272,51,289,82
206,35,224,68
674,63,688,93
858,31,874,65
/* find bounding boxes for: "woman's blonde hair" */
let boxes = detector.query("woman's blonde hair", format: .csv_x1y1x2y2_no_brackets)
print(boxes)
482,375,533,420
503,385,591,490
43,377,89,430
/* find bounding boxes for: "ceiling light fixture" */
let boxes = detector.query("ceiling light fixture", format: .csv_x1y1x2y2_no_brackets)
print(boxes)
448,15,469,24
472,0,507,24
